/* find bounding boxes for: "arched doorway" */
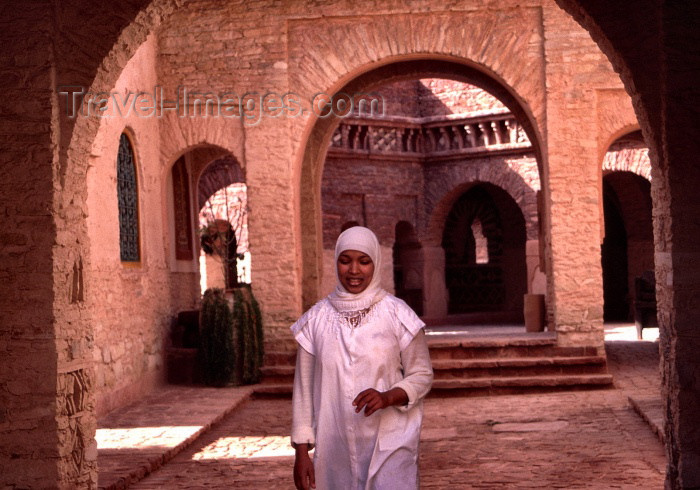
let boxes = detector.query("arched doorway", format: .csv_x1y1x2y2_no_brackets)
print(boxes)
317,74,541,317
601,132,653,323
442,183,527,321
303,59,544,313
196,155,250,290
601,179,629,321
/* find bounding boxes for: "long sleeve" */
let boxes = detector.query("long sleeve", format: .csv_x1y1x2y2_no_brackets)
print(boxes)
291,345,315,448
391,329,433,411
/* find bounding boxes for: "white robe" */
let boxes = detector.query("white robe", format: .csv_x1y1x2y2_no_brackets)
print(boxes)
291,294,433,490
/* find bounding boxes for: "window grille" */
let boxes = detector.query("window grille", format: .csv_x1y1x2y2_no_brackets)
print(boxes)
117,133,140,262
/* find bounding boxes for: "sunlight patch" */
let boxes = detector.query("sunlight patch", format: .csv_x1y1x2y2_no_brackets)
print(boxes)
191,435,296,460
96,426,202,449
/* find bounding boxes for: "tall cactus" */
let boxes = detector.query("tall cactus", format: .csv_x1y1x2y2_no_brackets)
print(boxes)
232,285,264,385
198,286,264,386
198,288,236,387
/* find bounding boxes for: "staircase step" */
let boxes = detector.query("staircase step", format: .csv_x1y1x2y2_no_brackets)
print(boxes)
260,365,295,383
428,339,599,360
431,355,608,378
431,373,614,391
426,335,557,349
253,383,293,395
432,355,606,369
264,350,297,366
253,373,614,398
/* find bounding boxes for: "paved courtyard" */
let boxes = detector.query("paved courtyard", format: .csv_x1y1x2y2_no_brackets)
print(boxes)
117,324,665,489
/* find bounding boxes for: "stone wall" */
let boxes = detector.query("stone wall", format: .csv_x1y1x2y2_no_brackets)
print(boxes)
86,35,200,415
322,156,425,248
416,79,508,117
370,79,508,118
1,4,85,487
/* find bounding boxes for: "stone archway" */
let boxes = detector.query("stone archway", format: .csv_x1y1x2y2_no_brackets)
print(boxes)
441,183,528,321
195,154,250,290
600,132,653,323
298,57,545,311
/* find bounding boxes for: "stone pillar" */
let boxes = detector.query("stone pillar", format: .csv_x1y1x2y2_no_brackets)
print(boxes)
542,5,607,350
244,120,303,348
657,4,700,487
0,8,67,488
421,246,448,319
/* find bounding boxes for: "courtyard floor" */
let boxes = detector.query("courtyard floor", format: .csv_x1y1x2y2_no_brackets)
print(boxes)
98,324,665,489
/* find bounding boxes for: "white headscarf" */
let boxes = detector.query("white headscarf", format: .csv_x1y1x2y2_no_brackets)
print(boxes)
327,226,387,312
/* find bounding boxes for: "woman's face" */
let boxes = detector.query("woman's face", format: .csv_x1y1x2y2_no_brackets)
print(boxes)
337,249,375,294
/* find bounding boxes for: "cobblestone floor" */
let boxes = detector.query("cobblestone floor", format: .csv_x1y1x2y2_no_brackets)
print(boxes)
128,326,665,489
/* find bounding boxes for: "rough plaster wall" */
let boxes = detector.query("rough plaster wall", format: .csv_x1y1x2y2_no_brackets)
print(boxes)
86,35,197,416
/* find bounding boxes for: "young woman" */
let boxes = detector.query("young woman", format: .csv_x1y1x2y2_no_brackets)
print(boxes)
290,226,433,490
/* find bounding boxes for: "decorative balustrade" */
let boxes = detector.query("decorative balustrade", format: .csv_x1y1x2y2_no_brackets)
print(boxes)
329,113,531,157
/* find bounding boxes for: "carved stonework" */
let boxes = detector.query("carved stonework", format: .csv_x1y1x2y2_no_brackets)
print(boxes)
58,368,95,486
330,114,531,157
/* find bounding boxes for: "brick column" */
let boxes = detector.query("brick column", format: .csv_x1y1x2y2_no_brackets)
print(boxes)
543,6,607,349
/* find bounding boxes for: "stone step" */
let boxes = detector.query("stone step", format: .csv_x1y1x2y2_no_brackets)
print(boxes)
431,373,614,392
261,356,609,382
260,365,296,384
431,355,609,379
427,338,598,360
264,350,297,366
253,373,615,398
253,383,294,396
265,341,600,366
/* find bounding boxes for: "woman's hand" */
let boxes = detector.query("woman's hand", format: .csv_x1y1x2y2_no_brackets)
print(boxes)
293,444,315,489
352,387,409,416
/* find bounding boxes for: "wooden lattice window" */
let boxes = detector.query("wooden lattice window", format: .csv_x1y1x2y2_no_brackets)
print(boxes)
117,133,140,262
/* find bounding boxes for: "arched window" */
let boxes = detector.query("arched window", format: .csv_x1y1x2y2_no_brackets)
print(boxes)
117,133,140,262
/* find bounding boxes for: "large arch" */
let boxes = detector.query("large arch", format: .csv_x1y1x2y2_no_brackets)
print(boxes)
298,57,545,309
